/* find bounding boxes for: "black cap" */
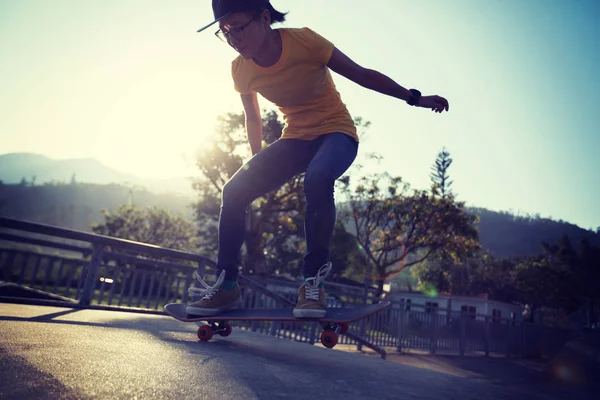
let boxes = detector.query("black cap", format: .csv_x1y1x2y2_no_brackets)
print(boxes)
197,0,270,33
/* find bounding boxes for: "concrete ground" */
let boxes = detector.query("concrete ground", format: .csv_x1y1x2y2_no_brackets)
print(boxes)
0,303,595,400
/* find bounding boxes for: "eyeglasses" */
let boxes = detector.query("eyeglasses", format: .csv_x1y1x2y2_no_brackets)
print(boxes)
215,14,260,42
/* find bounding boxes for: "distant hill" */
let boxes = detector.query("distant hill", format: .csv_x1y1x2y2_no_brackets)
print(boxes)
0,182,194,232
467,207,599,258
0,153,194,196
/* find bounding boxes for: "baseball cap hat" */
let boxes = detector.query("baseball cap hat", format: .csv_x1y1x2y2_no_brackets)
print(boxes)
197,0,270,33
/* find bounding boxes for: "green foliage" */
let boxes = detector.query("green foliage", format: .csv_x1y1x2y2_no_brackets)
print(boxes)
339,172,480,295
540,236,600,303
327,220,368,281
430,147,454,198
91,204,199,252
415,233,600,320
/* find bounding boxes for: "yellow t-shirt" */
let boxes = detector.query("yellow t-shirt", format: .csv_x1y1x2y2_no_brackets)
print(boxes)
231,27,358,142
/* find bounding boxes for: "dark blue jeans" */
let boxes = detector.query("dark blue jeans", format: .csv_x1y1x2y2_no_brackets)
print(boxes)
216,132,358,280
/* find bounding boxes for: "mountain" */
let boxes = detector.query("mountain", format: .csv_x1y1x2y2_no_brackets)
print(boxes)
0,182,194,232
0,153,195,196
467,207,599,258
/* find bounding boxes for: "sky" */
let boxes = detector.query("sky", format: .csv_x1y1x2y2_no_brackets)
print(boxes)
1,0,599,230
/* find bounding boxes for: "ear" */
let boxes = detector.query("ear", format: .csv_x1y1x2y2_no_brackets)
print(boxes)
260,9,271,26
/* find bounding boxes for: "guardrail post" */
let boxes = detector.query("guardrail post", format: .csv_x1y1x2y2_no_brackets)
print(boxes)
79,243,104,306
484,316,490,357
459,314,466,356
396,302,405,352
357,280,369,352
506,321,512,357
430,312,438,354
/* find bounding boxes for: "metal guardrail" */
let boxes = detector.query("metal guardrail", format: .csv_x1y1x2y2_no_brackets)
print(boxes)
0,217,214,309
0,217,389,358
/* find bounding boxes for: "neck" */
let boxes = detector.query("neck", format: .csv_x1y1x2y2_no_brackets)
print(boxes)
252,29,282,67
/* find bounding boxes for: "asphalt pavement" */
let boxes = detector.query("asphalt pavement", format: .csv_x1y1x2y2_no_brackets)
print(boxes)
0,304,594,400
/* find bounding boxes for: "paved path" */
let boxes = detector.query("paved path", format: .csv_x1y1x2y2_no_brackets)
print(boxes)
0,304,594,400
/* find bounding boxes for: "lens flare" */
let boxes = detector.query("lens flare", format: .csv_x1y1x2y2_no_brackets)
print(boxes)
421,282,438,298
552,363,583,385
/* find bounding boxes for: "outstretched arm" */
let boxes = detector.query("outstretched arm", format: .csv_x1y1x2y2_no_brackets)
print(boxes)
327,48,449,113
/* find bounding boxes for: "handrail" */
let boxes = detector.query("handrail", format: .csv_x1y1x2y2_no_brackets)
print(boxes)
239,275,297,307
0,217,214,266
0,232,93,254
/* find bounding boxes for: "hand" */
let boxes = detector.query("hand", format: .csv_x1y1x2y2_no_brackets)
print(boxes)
418,95,449,113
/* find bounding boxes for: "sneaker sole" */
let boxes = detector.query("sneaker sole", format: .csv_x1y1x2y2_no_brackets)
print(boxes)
293,308,327,318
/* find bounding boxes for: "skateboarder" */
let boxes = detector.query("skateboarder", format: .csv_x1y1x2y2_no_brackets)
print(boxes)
187,0,449,318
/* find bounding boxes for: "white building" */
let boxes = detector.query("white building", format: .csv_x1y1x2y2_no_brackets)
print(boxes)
388,290,525,324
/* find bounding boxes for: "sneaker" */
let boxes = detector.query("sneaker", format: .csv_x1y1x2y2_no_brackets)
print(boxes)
186,270,242,316
293,262,332,318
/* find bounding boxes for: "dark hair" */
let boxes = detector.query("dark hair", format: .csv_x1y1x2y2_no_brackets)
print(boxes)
264,2,287,24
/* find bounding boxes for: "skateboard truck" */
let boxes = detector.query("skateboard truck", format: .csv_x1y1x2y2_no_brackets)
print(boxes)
197,321,233,341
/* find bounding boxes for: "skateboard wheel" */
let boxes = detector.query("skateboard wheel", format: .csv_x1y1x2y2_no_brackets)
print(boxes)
339,323,348,335
218,323,232,337
197,325,213,341
321,330,338,349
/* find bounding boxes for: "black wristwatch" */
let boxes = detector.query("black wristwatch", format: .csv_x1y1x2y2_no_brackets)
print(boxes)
407,89,421,106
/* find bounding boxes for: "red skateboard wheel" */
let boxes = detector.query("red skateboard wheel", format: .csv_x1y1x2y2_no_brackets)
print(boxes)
339,323,348,335
197,325,213,341
321,330,338,348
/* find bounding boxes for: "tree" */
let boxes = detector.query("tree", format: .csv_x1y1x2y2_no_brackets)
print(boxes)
425,147,458,293
92,204,199,252
339,173,480,295
422,234,600,323
430,147,454,199
510,255,573,317
327,220,368,282
540,236,600,316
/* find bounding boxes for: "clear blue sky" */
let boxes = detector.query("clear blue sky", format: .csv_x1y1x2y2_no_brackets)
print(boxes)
1,0,599,230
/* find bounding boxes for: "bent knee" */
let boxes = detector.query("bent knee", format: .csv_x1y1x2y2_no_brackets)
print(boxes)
221,178,246,207
304,172,335,198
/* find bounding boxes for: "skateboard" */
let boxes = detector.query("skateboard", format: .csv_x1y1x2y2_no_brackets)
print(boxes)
164,301,391,349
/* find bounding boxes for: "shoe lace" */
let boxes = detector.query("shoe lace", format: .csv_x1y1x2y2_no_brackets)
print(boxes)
188,270,225,300
304,262,332,301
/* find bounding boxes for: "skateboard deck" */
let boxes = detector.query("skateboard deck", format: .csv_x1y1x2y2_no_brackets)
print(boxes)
164,301,391,349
